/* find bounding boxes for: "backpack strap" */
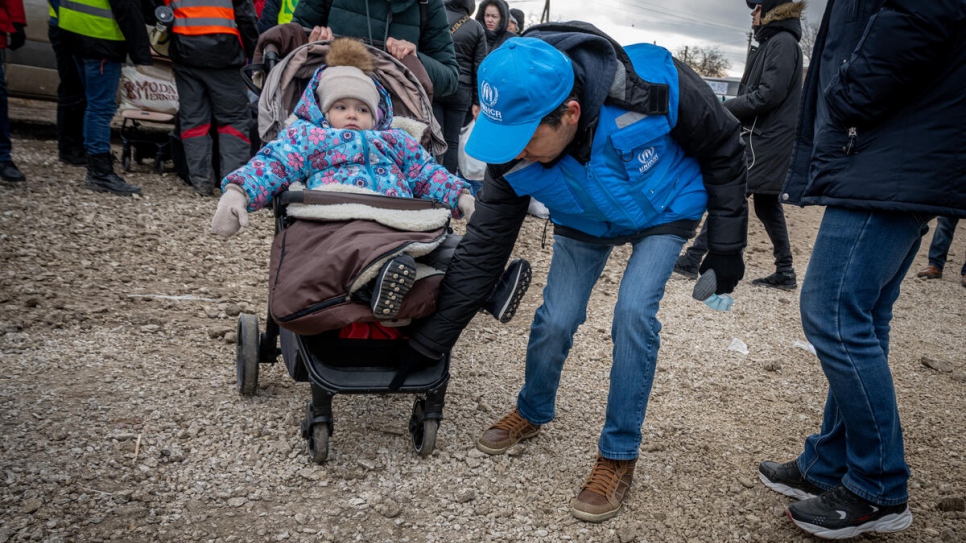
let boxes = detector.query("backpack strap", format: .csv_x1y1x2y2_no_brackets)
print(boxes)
450,14,469,34
419,0,428,36
317,0,333,26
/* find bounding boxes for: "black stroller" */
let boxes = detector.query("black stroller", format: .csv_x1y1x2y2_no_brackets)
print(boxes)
234,36,451,463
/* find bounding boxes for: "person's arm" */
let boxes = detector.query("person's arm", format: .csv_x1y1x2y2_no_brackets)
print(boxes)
256,0,280,34
222,121,316,211
110,0,152,64
386,129,465,217
2,0,27,50
670,59,748,293
233,0,259,57
415,0,459,97
291,0,324,28
408,164,530,357
825,0,965,128
723,34,800,122
470,23,487,109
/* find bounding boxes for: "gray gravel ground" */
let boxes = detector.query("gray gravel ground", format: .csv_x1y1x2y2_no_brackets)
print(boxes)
1,131,964,543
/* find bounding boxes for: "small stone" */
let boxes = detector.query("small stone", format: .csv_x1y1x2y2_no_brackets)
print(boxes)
455,489,476,504
208,327,232,339
375,499,401,518
643,442,665,453
140,324,160,333
950,372,966,383
921,356,953,373
227,497,247,508
358,459,376,470
466,457,482,468
506,444,527,457
22,498,43,513
737,476,755,489
225,304,243,317
224,332,237,344
938,496,966,512
24,298,40,308
763,361,781,372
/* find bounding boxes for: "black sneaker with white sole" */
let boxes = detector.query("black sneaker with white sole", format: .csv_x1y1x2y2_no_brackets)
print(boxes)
482,258,532,324
786,485,912,539
758,460,823,500
371,254,417,320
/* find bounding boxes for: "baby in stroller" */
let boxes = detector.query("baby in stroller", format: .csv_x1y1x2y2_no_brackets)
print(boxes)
210,38,528,324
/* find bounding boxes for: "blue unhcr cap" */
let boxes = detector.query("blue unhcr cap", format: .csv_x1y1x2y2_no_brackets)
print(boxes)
467,38,575,164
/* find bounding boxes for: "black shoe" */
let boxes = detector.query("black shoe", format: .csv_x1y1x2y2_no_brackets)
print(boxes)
0,161,25,182
483,258,532,324
752,271,797,290
673,254,699,279
371,254,417,320
86,153,141,195
758,460,823,500
59,149,88,166
787,485,912,539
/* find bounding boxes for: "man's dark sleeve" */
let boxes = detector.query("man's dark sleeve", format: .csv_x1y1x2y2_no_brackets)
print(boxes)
291,0,324,27
724,34,800,122
415,0,460,98
824,0,966,128
409,166,530,357
470,25,487,107
111,0,153,65
233,0,259,57
670,59,747,254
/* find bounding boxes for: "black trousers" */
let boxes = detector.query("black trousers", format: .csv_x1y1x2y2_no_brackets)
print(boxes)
685,193,794,273
431,85,472,175
48,24,87,157
173,64,252,190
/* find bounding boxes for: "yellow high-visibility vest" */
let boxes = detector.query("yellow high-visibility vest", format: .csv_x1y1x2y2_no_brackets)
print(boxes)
58,0,125,41
277,0,298,25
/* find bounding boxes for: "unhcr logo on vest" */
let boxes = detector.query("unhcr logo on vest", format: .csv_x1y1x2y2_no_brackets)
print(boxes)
638,147,659,173
480,81,502,121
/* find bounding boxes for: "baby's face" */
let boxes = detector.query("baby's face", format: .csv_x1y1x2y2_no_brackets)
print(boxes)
327,98,375,131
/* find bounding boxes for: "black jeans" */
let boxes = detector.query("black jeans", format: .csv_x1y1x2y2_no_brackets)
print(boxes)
48,24,87,157
431,85,472,175
685,193,794,273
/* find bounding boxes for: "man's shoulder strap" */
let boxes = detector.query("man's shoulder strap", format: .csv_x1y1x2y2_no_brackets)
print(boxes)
450,14,470,34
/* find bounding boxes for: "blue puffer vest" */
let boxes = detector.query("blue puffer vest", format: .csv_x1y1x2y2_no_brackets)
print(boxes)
504,43,707,238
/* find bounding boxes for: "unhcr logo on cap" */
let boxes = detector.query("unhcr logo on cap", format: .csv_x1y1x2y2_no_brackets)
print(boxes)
480,81,502,121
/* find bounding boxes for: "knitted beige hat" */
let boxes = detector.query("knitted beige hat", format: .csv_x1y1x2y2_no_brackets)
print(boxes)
316,38,379,118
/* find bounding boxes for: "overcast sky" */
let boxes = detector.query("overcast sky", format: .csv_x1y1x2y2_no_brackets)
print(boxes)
507,0,827,77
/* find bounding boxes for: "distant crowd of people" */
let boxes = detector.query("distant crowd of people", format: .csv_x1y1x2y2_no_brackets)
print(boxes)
1,0,964,540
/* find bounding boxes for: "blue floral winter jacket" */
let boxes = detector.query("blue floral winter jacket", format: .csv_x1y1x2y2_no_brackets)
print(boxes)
223,66,464,216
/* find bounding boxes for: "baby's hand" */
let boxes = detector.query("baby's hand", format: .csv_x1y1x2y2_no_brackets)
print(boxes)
211,185,250,237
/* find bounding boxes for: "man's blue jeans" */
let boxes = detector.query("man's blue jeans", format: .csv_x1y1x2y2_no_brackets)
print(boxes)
75,58,121,156
796,207,930,506
516,233,685,461
927,216,964,275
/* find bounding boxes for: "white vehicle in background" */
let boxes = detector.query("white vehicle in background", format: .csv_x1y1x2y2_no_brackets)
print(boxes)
702,76,741,102
3,0,58,100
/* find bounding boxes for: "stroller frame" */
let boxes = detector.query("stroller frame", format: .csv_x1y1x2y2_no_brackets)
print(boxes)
235,190,450,463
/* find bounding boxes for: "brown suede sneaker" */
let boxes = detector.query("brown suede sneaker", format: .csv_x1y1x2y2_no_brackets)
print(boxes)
476,408,541,455
571,456,637,522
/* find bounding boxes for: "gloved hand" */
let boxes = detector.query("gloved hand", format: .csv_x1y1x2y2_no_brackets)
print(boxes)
210,184,249,237
8,23,26,51
389,342,442,390
699,251,744,294
458,191,475,222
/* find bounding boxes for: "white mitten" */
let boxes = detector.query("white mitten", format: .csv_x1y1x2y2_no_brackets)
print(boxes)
458,191,476,223
210,184,250,237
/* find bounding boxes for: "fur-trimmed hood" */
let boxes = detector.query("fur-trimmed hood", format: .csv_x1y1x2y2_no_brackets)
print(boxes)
762,1,806,26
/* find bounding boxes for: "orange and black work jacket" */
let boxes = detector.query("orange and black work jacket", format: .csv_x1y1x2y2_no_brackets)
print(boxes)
165,0,257,68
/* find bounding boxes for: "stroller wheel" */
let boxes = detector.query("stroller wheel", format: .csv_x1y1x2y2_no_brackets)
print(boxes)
307,422,330,464
409,398,438,457
236,314,260,396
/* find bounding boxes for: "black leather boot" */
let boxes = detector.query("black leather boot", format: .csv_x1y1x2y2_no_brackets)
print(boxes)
86,153,141,195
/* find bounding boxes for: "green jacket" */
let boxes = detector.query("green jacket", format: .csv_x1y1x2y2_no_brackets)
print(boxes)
292,0,458,97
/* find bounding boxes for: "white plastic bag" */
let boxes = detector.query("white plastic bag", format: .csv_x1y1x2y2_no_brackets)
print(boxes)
117,65,179,115
458,120,486,181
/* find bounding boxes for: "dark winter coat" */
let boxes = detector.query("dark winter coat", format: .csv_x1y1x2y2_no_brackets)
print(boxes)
723,1,802,195
166,0,258,68
782,0,966,218
291,0,460,98
444,0,486,106
409,22,748,357
62,0,152,64
474,0,513,53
